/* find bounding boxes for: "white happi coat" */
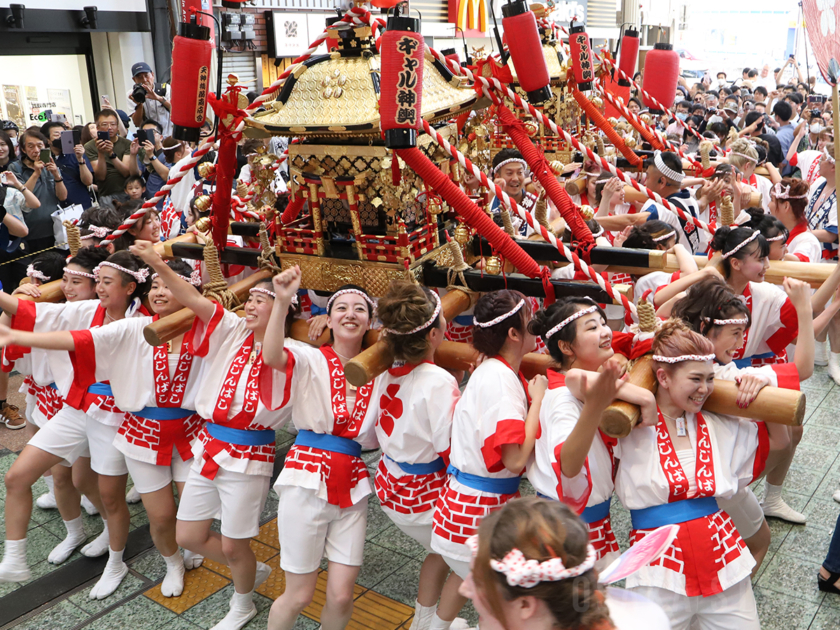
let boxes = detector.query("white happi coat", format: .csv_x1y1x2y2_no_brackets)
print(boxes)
731,281,798,366
785,222,822,263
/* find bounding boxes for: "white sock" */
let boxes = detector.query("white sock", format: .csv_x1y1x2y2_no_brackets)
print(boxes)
255,561,272,589
183,549,204,570
161,552,186,597
0,539,31,583
410,601,438,630
429,613,452,630
35,476,57,509
81,495,99,516
765,481,783,502
209,589,257,630
81,519,110,557
48,516,86,564
89,547,129,599
42,475,55,494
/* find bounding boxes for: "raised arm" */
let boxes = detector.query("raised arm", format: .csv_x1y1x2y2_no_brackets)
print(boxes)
500,374,548,473
653,265,721,308
0,324,75,351
784,277,814,381
128,240,216,323
262,266,301,371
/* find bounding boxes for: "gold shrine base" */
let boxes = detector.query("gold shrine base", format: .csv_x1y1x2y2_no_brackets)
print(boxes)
278,253,426,296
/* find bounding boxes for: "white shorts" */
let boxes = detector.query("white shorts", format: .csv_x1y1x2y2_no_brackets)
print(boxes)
177,466,270,539
125,449,192,494
85,416,128,476
27,406,90,468
631,577,759,630
717,488,765,540
276,484,368,574
442,555,470,580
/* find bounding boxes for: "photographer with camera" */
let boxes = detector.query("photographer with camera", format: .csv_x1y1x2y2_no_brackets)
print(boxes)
127,62,172,137
84,109,136,198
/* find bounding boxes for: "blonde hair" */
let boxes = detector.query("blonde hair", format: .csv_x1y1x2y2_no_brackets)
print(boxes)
377,280,441,363
728,138,759,171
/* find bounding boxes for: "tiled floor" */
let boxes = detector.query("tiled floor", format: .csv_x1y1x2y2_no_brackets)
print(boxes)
2,367,840,629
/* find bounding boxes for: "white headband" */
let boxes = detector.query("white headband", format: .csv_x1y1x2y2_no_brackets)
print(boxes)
248,287,298,305
473,299,526,328
823,147,836,165
729,151,758,164
327,288,375,312
94,261,150,284
654,151,684,183
152,269,202,287
765,232,786,242
652,353,715,363
80,225,112,241
493,158,529,176
64,266,95,280
721,230,760,259
590,223,604,238
544,304,599,340
771,182,808,200
383,291,441,336
26,265,49,282
652,230,677,242
465,536,597,589
703,316,748,325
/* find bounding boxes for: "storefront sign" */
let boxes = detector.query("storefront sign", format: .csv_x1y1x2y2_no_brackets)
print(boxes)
268,11,311,58
548,1,586,26
449,0,489,34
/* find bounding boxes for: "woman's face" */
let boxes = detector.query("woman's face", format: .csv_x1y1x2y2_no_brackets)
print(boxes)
707,322,747,364
243,287,274,333
61,265,97,302
655,235,677,251
132,211,161,243
820,157,835,180
149,277,184,318
566,309,613,370
0,141,8,162
658,360,716,414
586,176,597,201
731,243,769,283
96,266,135,310
328,294,371,345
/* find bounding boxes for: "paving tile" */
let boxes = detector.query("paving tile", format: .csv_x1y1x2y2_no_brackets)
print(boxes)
779,526,832,563
809,604,840,629
371,559,423,606
83,593,179,630
803,498,840,531
12,599,89,630
754,586,820,630
791,442,840,475
253,517,279,550
152,617,204,630
254,554,285,600
22,524,64,566
768,517,795,553
802,426,840,452
145,565,230,614
757,553,827,603
366,496,396,540
69,572,147,614
356,542,412,590
349,589,415,628
245,607,321,630
181,584,271,629
131,549,167,582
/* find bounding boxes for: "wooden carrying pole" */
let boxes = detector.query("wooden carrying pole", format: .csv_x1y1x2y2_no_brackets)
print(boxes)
599,357,806,438
344,289,474,387
18,234,199,305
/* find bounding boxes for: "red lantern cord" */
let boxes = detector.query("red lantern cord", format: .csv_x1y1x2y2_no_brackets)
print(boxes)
570,87,641,166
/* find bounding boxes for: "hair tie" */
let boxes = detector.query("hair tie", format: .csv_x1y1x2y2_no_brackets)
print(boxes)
654,151,684,183
721,230,760,259
544,304,599,340
327,288,375,312
383,291,441,336
652,353,715,363
473,299,525,328
26,264,49,282
493,158,529,177
702,316,748,326
94,261,150,284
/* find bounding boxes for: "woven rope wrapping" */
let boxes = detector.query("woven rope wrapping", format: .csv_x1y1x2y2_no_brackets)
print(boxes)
257,221,281,274
201,239,240,310
700,141,713,171
63,220,82,257
534,191,549,229
500,208,516,236
637,295,656,333
719,194,734,227
444,238,477,299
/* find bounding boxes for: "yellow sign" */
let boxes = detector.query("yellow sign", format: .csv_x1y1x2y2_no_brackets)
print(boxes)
455,0,488,33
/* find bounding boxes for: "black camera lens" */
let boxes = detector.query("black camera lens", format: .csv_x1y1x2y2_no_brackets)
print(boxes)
132,84,147,104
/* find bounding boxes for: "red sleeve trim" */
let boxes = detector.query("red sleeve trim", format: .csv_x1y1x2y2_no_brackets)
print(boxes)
438,447,451,467
789,153,799,167
481,419,525,473
752,422,770,482
766,298,799,354
66,330,96,410
258,347,296,411
610,331,635,359
193,303,225,358
770,363,800,391
551,441,592,514
793,252,810,263
5,300,37,363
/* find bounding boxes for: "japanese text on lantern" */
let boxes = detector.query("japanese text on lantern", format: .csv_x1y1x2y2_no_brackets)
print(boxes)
196,65,210,123
395,36,420,127
575,34,592,81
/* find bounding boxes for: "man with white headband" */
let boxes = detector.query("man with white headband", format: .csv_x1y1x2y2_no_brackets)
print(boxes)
490,148,535,236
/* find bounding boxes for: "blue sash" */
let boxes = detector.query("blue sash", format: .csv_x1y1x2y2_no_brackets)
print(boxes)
447,464,520,495
385,454,445,475
630,496,719,530
535,494,611,524
205,423,275,446
295,429,362,458
453,314,473,326
732,351,774,368
88,383,113,396
48,383,58,390
133,407,194,420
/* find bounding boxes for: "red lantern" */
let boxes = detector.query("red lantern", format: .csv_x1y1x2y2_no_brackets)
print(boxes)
380,8,424,149
568,23,594,91
171,15,213,142
617,27,639,87
642,43,680,114
501,0,551,104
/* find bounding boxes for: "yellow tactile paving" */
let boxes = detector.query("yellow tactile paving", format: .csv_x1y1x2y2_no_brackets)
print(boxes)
144,565,230,614
203,539,279,579
348,590,415,629
253,518,280,549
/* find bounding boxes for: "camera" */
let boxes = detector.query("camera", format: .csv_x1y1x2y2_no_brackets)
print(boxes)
810,109,823,119
132,82,166,104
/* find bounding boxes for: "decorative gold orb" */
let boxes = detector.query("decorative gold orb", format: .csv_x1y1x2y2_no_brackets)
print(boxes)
427,195,444,215
607,117,618,127
579,205,595,221
548,160,565,175
197,162,215,179
484,255,502,275
195,217,211,233
624,136,637,149
591,96,603,109
524,120,539,137
194,195,212,212
640,113,652,125
453,223,470,246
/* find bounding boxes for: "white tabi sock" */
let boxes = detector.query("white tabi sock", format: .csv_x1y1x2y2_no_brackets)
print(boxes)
89,547,129,599
209,589,257,630
48,516,86,564
35,475,56,509
183,548,204,570
410,601,438,630
429,613,453,630
0,539,31,583
161,552,186,597
81,518,110,557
